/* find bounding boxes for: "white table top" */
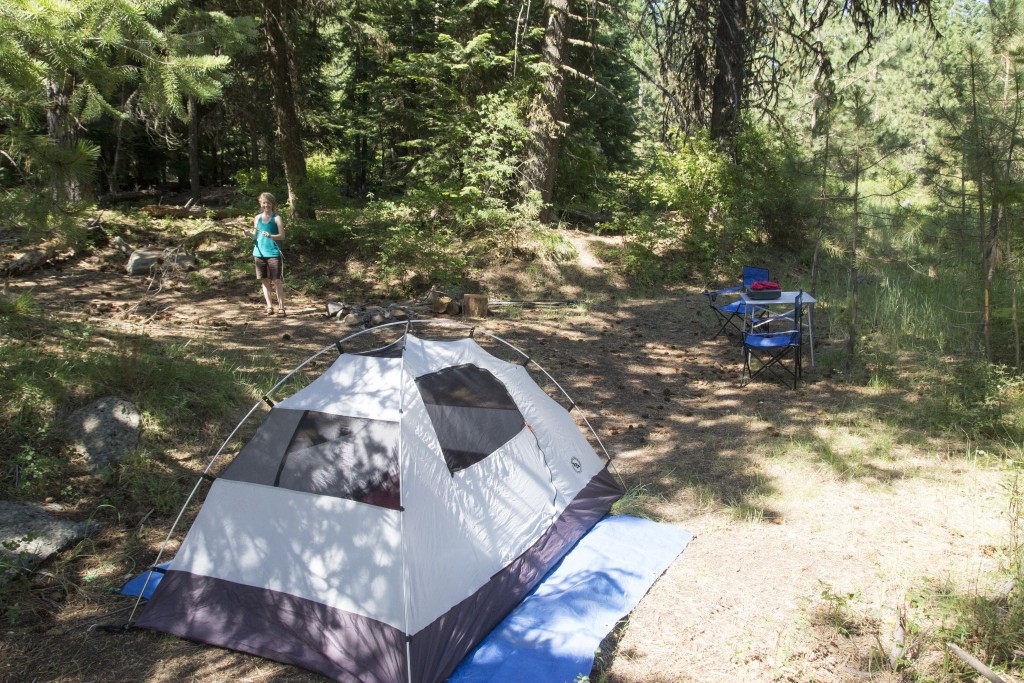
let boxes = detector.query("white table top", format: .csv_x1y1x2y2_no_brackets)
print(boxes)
739,290,817,305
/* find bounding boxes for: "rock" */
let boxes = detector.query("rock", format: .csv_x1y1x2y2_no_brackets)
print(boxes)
431,296,452,314
126,248,197,275
65,397,141,475
0,501,99,586
3,242,74,276
363,306,387,327
326,301,348,317
109,236,133,254
331,302,416,327
126,248,162,274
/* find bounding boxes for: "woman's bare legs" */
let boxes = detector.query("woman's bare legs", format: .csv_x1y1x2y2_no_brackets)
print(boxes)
273,280,286,315
260,279,274,314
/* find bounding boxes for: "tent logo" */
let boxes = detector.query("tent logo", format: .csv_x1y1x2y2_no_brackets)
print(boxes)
571,456,582,473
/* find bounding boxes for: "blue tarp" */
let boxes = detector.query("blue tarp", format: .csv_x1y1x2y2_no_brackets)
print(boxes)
119,561,171,599
447,514,692,683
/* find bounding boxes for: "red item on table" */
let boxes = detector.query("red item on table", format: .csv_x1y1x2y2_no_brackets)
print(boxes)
749,280,781,291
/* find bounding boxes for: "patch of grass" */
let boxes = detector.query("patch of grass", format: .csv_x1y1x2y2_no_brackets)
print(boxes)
815,582,866,637
186,271,210,291
731,502,767,523
688,482,719,512
115,446,196,517
530,224,578,263
724,471,776,523
0,295,260,503
611,483,665,520
905,577,1024,679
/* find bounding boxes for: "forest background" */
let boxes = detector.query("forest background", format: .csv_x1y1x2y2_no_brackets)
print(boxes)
4,0,1024,680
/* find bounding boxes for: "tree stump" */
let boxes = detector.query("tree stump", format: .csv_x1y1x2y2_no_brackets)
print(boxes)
463,294,488,318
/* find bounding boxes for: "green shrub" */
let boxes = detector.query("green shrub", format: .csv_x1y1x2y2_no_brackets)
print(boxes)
606,124,816,283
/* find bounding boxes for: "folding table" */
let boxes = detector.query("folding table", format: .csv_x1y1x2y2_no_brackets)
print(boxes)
739,290,818,368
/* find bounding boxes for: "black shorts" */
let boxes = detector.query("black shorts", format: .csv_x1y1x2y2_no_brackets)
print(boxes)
254,256,283,280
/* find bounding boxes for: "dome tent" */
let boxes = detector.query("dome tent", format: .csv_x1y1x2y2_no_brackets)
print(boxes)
129,320,623,683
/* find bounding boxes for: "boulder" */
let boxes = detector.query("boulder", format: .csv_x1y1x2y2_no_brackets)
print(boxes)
0,501,99,585
66,397,141,475
431,296,452,314
342,312,363,327
126,248,197,275
326,301,348,318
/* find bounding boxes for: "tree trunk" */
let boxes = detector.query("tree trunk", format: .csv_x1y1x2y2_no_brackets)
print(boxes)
521,0,570,223
109,112,124,195
709,0,747,147
188,97,202,204
983,202,1001,362
1010,228,1020,369
263,0,315,219
811,126,830,297
846,139,861,373
46,76,82,203
967,50,991,359
250,129,261,178
810,46,832,297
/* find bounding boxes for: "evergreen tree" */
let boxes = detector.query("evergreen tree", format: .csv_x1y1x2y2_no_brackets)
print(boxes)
927,0,1024,362
0,0,232,230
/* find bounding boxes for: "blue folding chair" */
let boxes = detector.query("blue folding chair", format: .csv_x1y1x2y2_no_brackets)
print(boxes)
740,290,803,389
704,266,770,338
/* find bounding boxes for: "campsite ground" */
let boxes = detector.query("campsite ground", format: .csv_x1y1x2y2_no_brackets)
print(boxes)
0,214,1013,683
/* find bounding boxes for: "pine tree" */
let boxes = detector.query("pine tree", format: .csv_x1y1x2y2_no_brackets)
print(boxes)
0,0,233,229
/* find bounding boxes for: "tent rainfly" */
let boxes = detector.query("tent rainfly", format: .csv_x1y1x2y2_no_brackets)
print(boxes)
132,323,623,683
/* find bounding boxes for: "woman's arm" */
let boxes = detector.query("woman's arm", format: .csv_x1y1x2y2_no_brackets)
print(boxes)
273,215,285,241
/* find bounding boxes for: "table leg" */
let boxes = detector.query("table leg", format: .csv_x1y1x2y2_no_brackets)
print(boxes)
808,305,815,368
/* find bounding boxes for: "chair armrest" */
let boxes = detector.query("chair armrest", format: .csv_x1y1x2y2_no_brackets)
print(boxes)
704,285,742,301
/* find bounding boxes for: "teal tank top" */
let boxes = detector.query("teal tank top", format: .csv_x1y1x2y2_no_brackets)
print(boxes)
253,213,282,258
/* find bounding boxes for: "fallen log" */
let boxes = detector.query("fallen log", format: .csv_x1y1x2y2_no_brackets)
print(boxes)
140,205,241,220
489,299,580,308
945,642,1005,683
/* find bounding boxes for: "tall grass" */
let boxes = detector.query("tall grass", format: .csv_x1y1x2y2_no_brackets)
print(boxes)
815,258,979,358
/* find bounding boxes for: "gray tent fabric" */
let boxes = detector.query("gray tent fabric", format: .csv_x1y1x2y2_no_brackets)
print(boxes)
135,330,622,683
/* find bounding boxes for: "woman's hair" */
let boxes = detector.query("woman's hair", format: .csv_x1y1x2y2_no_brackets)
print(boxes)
258,192,277,211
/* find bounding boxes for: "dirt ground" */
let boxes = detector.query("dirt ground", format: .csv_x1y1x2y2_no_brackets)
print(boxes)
0,219,1012,682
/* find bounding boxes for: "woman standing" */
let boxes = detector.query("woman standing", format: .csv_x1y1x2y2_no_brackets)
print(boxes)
250,192,287,316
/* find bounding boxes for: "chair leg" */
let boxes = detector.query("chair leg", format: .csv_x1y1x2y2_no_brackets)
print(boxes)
711,311,743,339
743,347,800,389
712,315,732,339
797,346,802,383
